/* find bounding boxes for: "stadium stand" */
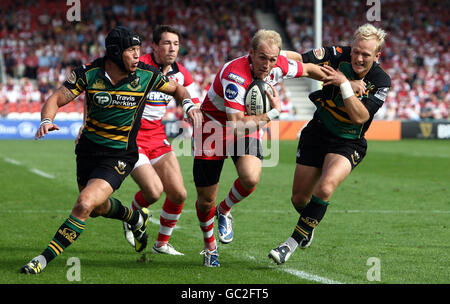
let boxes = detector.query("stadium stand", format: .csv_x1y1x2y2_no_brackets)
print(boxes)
0,0,448,121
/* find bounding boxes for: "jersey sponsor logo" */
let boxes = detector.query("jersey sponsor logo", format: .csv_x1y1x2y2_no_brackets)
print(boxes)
93,92,112,108
374,87,389,101
225,83,239,100
147,91,172,102
113,95,138,107
226,72,245,85
313,47,325,60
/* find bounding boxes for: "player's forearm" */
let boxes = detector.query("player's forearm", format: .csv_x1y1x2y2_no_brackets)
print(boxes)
302,63,326,81
343,95,370,124
173,85,191,106
339,80,370,124
228,113,273,138
41,87,74,121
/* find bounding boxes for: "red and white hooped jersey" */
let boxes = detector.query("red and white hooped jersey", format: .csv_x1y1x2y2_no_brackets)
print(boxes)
200,52,304,125
139,53,200,122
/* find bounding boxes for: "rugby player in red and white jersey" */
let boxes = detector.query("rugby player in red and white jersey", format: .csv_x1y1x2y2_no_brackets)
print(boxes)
122,25,201,256
193,29,326,267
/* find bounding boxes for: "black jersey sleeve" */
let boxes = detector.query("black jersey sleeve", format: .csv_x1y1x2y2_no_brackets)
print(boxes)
302,46,350,65
63,65,88,97
361,66,391,116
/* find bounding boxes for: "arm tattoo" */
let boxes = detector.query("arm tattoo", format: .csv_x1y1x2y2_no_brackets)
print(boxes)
58,86,77,103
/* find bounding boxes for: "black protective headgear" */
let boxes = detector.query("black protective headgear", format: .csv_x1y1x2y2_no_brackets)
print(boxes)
105,26,141,71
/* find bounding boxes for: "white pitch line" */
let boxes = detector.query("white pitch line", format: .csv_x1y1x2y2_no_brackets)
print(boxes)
3,157,22,165
242,253,344,284
29,168,55,179
2,156,55,179
278,267,344,284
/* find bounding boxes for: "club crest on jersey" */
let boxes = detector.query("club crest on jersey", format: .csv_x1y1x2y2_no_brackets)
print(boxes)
225,83,239,100
127,76,141,91
313,47,325,60
227,73,245,85
92,79,106,90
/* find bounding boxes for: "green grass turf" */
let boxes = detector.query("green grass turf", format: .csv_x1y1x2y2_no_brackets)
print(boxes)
0,139,448,284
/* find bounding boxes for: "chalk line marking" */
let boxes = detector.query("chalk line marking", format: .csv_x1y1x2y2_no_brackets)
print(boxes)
2,156,55,179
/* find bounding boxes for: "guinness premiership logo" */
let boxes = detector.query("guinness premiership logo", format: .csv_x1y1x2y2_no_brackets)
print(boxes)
419,123,432,138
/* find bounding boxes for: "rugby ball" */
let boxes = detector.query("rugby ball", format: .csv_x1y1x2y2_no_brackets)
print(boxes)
244,79,273,115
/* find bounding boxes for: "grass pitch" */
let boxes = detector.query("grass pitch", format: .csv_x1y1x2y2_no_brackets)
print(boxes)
0,139,448,285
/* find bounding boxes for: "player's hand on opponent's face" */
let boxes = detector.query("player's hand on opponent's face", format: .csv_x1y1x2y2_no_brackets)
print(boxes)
35,123,60,140
187,107,203,129
321,65,348,87
265,83,281,112
349,79,367,97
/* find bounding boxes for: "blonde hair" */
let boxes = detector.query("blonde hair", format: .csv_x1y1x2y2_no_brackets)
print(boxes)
251,29,282,51
353,23,387,53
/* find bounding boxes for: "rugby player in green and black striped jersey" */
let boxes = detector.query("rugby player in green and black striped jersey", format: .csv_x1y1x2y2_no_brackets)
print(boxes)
269,24,391,265
21,26,202,274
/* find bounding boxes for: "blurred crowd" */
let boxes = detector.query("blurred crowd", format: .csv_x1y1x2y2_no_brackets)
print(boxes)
0,0,448,121
277,0,449,120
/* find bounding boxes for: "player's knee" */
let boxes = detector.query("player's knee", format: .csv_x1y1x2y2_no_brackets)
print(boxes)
239,175,259,190
314,183,334,201
168,188,187,204
291,193,310,210
74,194,96,219
142,186,163,203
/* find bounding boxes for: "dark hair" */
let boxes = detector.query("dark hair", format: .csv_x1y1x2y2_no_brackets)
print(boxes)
152,25,181,44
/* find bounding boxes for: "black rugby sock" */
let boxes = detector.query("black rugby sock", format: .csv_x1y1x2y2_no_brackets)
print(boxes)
41,215,86,265
291,195,329,244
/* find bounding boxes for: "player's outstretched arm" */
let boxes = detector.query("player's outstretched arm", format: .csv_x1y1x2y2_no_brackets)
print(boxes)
160,79,203,128
283,50,303,62
301,63,327,81
35,86,77,140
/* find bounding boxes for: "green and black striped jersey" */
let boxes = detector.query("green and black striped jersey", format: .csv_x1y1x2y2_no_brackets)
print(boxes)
63,57,169,150
302,46,391,140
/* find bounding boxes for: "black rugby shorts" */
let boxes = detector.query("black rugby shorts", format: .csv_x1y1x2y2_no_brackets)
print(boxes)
296,119,367,170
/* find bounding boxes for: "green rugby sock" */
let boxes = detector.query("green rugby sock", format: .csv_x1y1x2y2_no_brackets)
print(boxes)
104,197,140,226
41,215,86,265
291,195,329,244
